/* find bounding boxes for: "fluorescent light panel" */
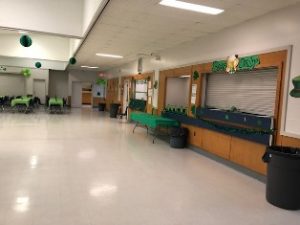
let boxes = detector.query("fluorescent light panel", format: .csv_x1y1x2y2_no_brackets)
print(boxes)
96,53,123,59
159,0,224,15
81,65,99,69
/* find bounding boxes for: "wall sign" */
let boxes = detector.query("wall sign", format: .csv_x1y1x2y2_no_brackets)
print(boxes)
191,84,197,104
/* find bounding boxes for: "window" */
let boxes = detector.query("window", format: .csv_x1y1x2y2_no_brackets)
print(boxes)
203,68,278,116
134,80,148,100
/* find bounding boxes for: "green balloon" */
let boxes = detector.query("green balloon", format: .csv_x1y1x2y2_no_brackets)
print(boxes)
35,62,42,68
20,35,32,47
69,57,77,65
22,68,31,77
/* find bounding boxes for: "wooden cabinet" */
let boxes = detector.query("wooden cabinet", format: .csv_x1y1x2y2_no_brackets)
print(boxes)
183,124,267,175
230,137,267,174
202,129,231,159
82,92,92,104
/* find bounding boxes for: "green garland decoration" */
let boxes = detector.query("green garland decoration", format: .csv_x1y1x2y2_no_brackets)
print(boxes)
20,35,32,47
191,104,196,116
69,57,77,65
21,68,31,78
212,60,227,72
153,80,158,89
212,55,260,73
238,55,260,70
193,70,200,81
35,62,42,68
198,117,275,135
96,78,107,85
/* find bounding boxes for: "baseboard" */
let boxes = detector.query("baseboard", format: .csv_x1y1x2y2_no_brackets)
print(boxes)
188,145,266,183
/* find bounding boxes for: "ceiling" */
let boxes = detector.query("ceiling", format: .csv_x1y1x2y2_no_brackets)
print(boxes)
73,0,300,71
0,0,106,71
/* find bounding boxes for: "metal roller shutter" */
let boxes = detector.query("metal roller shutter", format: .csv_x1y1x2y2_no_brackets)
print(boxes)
205,68,278,116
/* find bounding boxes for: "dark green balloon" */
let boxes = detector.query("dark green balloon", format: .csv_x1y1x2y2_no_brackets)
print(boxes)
69,57,77,65
35,62,42,68
20,35,32,47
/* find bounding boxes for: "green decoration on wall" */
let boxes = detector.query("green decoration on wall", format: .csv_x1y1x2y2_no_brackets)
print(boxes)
238,55,260,70
212,55,260,73
96,78,107,86
225,114,230,120
35,62,42,68
212,60,227,72
191,104,196,116
153,80,158,89
290,75,300,98
193,70,200,80
21,68,31,78
20,35,32,47
69,57,77,65
129,99,147,112
230,106,238,112
198,117,274,135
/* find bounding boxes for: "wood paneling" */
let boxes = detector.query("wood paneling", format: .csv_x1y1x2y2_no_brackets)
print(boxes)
92,97,105,107
156,49,300,175
106,78,120,110
202,129,231,159
82,92,91,104
182,124,203,148
230,137,267,175
158,67,192,115
281,136,300,148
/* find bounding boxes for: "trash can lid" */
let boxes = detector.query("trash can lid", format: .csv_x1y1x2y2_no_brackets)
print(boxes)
266,146,300,158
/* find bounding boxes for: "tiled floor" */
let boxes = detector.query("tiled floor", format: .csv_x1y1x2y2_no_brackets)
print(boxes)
0,108,299,225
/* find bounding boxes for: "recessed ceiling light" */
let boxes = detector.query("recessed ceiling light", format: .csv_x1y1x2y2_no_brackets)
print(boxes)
81,65,99,69
96,53,123,59
159,0,224,15
18,30,28,34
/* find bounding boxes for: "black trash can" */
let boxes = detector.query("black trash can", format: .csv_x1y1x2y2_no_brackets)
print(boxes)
262,146,300,210
169,127,188,148
110,103,120,118
98,103,106,111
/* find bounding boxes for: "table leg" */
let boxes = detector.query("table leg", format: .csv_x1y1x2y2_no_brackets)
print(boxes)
133,122,139,133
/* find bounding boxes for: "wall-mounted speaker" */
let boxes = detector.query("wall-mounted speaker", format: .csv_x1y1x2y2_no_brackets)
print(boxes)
138,57,143,74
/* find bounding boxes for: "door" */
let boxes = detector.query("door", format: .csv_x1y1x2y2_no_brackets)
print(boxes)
33,79,46,104
71,82,82,108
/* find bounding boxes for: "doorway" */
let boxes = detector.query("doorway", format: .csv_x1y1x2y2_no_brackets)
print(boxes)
33,79,46,104
71,82,82,108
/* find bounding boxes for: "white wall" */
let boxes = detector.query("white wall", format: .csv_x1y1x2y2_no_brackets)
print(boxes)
83,0,107,35
0,56,68,71
0,73,25,96
0,0,83,37
25,69,49,96
49,70,69,98
166,77,190,107
68,70,99,96
0,34,71,61
0,66,49,96
107,4,300,137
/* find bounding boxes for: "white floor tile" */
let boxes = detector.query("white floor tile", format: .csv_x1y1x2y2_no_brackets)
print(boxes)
0,108,299,225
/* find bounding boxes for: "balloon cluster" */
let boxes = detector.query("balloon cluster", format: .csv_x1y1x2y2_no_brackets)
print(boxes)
19,35,77,69
21,68,31,78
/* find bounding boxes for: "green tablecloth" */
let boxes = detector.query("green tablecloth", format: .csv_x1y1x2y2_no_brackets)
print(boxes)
130,112,179,129
49,98,63,107
11,97,31,107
